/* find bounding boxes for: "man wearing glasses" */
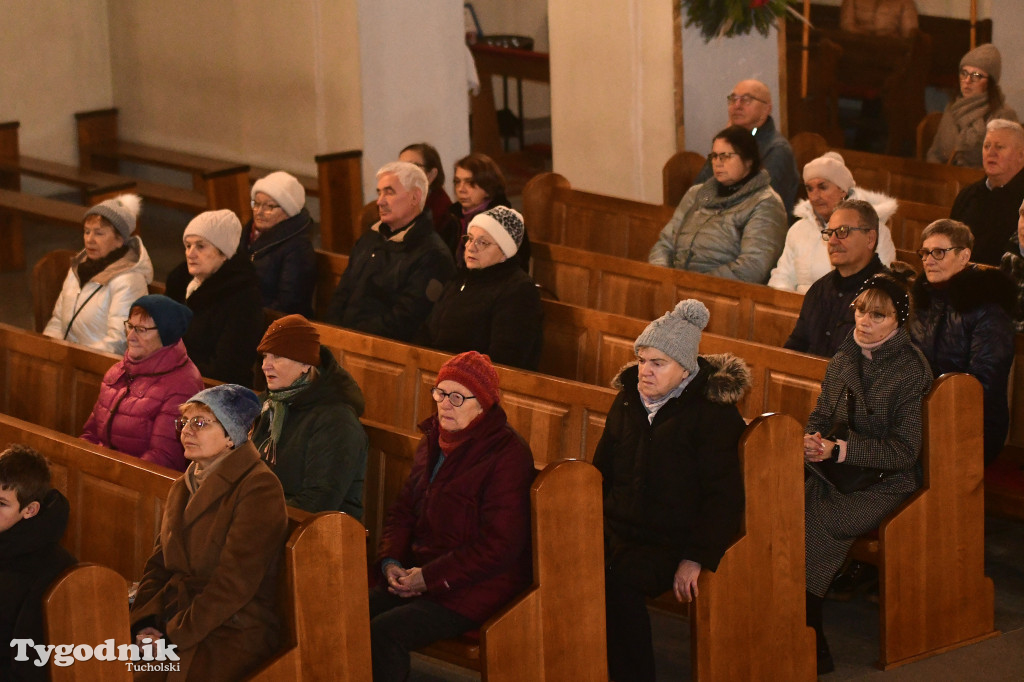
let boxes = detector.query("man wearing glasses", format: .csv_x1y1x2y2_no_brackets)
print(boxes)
693,79,800,216
784,199,887,357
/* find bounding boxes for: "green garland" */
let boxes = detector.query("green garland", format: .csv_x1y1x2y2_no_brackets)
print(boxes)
683,0,794,41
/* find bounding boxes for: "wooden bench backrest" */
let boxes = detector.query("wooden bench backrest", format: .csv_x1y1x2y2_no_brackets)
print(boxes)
889,199,948,252
663,150,708,208
32,249,76,333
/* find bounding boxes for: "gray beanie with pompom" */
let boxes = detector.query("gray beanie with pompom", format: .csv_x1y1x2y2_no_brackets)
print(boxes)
633,299,709,373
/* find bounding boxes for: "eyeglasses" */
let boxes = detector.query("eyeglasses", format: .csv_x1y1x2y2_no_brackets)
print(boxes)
916,246,964,261
174,415,220,434
820,225,872,241
726,93,767,106
707,152,739,163
853,307,894,324
430,387,477,408
250,200,282,213
461,234,496,251
958,69,988,83
124,320,158,335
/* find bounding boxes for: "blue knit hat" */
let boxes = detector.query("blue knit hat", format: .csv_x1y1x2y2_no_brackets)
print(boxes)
130,295,193,346
187,385,261,447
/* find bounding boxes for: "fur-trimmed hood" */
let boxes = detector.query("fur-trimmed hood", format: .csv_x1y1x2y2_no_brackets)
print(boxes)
792,186,898,228
612,352,751,406
912,264,1017,315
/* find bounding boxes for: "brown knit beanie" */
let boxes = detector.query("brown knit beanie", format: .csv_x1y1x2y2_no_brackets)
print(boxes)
436,351,500,410
257,314,321,366
960,43,1001,83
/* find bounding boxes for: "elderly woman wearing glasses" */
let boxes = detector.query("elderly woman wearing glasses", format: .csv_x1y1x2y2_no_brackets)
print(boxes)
370,351,535,682
240,172,317,317
927,44,1018,167
131,384,288,681
416,206,543,370
907,219,1016,466
80,295,203,471
650,125,787,284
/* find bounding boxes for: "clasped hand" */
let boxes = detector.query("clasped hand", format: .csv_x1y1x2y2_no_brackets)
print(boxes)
384,563,427,598
803,432,836,463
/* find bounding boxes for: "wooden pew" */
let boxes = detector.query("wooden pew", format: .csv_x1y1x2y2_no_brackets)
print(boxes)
889,199,948,252
662,150,707,208
849,373,998,669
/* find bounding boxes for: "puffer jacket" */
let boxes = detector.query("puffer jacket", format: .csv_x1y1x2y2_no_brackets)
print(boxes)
768,187,898,293
252,346,368,517
998,234,1024,332
240,209,317,317
43,236,154,354
907,265,1016,464
80,340,204,471
649,169,787,284
594,354,749,577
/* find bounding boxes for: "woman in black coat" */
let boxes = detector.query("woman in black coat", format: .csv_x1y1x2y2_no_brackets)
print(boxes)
416,206,542,370
242,171,317,317
803,273,932,674
907,219,1016,465
165,209,265,387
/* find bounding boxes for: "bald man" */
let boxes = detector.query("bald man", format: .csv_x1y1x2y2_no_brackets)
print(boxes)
694,79,800,216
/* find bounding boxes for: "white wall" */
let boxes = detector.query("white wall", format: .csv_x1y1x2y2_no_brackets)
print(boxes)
549,0,675,202
992,1,1024,117
356,0,469,200
0,0,113,163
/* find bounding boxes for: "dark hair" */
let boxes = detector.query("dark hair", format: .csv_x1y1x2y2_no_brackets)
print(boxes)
0,444,51,509
833,198,879,233
712,125,762,175
921,219,974,250
987,82,1007,116
401,143,445,194
453,153,506,201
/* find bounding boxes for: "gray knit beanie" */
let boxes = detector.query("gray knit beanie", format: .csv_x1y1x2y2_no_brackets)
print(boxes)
251,171,305,218
85,193,142,241
633,300,709,373
187,384,261,448
469,206,525,257
961,43,1001,83
183,209,242,259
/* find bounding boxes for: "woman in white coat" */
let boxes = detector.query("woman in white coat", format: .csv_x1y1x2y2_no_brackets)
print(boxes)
768,152,898,294
43,194,153,354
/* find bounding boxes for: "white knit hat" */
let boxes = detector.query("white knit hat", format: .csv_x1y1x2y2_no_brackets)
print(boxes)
183,209,242,259
468,206,525,258
85,193,142,241
802,152,855,193
251,171,305,218
633,299,709,374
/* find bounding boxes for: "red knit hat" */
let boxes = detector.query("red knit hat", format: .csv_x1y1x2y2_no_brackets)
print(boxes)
257,315,321,366
436,351,500,410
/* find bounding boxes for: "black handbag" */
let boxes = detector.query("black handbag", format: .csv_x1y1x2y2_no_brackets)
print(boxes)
808,389,888,494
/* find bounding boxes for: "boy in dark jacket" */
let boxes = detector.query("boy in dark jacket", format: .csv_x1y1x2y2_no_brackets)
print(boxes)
0,445,77,682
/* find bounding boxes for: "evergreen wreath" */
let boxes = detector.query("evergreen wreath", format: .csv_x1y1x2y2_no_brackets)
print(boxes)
683,0,795,41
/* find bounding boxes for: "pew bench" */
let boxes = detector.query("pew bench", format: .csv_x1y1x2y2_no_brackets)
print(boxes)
0,189,98,271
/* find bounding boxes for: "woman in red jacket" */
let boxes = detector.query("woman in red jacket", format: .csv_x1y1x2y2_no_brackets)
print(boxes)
370,351,536,682
80,295,204,470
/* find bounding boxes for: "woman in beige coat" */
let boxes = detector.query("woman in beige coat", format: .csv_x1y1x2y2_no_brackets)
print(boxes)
130,385,288,681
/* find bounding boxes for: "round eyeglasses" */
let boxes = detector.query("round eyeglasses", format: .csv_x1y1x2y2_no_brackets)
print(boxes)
820,225,872,241
430,387,477,408
461,234,495,251
916,246,963,261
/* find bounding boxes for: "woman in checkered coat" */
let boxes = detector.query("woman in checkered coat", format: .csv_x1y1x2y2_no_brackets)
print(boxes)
802,272,932,674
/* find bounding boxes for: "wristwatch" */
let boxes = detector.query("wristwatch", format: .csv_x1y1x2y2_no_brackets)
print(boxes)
831,442,841,460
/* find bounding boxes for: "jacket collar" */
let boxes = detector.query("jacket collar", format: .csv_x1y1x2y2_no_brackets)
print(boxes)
247,210,313,255
167,442,264,528
372,210,431,244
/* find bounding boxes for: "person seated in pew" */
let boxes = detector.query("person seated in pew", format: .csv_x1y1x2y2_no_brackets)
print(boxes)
908,220,1015,466
399,142,452,230
784,199,889,357
839,0,918,38
415,206,543,370
0,445,76,682
43,193,154,355
131,385,288,682
251,314,368,517
803,272,931,674
950,119,1024,266
692,79,800,216
926,44,1018,168
650,124,787,284
165,209,265,387
439,152,531,270
325,161,455,341
594,300,748,682
768,152,897,293
81,295,203,472
370,351,536,682
998,199,1024,332
241,171,317,317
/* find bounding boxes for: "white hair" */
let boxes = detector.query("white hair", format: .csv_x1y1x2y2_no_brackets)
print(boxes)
986,118,1024,147
377,161,428,211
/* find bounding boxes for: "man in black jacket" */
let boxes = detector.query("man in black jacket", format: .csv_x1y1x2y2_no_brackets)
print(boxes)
326,162,455,340
784,199,887,357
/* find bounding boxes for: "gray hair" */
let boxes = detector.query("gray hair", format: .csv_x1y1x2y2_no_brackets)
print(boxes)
986,118,1024,147
832,198,879,232
921,219,975,250
377,161,429,211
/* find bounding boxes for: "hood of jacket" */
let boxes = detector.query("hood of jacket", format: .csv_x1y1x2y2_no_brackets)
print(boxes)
269,345,366,417
71,235,154,286
912,264,1017,316
612,352,752,406
792,186,899,228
